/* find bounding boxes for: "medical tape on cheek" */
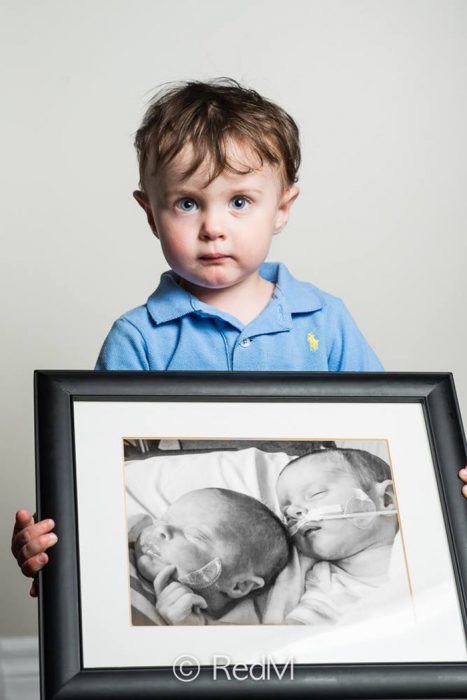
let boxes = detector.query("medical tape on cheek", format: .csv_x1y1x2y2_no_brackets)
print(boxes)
177,557,222,590
137,523,222,589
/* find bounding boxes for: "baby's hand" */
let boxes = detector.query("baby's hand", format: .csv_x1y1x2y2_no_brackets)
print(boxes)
11,510,58,597
459,468,467,498
154,565,207,625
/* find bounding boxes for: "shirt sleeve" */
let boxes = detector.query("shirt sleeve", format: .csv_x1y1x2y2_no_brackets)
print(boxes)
95,318,149,370
326,298,384,371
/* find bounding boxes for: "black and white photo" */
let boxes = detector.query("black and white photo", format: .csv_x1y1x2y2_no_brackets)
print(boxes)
125,439,411,629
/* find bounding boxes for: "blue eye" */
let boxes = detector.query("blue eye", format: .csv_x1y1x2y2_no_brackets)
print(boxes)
230,196,249,210
176,198,198,212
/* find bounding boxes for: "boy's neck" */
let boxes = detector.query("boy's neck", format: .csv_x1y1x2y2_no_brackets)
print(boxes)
202,587,243,620
180,272,275,326
336,540,394,579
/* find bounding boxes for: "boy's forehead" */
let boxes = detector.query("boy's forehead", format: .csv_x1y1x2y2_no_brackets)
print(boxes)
150,139,281,191
173,489,211,508
279,452,351,485
172,489,227,514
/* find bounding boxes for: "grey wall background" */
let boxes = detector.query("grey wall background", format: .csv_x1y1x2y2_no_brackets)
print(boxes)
1,0,466,636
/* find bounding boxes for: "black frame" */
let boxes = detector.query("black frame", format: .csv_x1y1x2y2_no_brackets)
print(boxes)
35,370,467,699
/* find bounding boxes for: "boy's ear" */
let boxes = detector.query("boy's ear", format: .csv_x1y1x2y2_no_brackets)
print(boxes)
273,185,300,235
375,479,397,511
220,575,265,599
133,190,158,238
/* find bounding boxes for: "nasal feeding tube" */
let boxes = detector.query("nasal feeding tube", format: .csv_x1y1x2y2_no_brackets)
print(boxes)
287,488,396,536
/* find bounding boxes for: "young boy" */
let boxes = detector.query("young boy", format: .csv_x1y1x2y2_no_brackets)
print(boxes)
132,487,291,625
95,79,383,371
11,78,467,592
271,448,399,625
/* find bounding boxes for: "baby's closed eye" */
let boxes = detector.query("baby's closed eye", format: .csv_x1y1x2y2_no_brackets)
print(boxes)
304,489,327,501
183,527,211,544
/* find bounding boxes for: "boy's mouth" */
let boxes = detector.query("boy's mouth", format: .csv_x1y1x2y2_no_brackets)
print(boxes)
286,515,322,536
144,542,164,559
296,523,321,537
199,253,231,262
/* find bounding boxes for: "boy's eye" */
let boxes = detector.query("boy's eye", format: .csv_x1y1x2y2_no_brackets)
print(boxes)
176,198,198,212
230,196,249,210
184,528,206,543
305,490,326,501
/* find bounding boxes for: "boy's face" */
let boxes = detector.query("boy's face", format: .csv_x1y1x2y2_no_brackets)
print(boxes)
134,140,298,297
276,453,389,561
136,490,235,583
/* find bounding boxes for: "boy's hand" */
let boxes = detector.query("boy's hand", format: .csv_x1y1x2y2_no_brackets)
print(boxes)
11,510,57,597
154,565,207,625
459,468,467,498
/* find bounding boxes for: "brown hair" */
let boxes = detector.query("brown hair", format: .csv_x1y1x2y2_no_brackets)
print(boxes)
134,78,301,192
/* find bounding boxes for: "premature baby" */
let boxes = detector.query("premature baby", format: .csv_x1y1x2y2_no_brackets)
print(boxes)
275,448,398,625
134,487,291,624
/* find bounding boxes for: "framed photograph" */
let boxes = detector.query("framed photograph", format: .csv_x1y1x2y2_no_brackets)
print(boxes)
35,371,467,699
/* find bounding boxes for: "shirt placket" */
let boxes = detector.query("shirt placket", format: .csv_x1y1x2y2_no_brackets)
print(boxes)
231,293,293,370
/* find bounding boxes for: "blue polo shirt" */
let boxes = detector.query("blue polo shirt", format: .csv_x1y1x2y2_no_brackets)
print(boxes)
95,262,383,371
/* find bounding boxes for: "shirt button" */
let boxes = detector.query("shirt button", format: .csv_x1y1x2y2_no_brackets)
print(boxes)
240,338,251,348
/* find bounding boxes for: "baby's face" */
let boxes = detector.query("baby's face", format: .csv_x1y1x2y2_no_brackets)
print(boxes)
276,453,381,561
136,490,232,584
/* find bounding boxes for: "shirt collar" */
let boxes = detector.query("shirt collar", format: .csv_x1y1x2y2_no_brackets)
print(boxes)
146,262,324,326
260,262,324,314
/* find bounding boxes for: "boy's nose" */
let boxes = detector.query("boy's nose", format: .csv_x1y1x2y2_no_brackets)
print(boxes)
155,522,173,540
286,504,308,520
199,211,226,240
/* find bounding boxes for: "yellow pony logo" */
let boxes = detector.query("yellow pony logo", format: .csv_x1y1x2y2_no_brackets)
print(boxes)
307,332,319,352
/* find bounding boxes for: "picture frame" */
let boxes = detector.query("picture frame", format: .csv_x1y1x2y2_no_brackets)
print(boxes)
35,370,467,699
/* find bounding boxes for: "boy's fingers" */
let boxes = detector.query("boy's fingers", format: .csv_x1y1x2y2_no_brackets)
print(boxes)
13,510,35,538
458,467,467,483
160,594,197,623
18,533,58,565
190,594,208,610
11,520,55,558
158,584,207,611
161,583,191,606
171,594,206,623
163,599,189,624
21,552,48,577
153,565,177,596
15,509,35,525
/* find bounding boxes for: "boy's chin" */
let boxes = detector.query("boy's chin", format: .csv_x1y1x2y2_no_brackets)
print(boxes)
293,533,319,558
294,536,362,561
293,532,334,560
138,554,175,582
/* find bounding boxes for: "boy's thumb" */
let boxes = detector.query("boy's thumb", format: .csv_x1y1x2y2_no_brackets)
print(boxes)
153,564,176,596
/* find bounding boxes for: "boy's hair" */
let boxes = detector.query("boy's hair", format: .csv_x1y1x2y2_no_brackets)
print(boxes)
207,487,292,593
134,78,301,192
282,447,392,494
